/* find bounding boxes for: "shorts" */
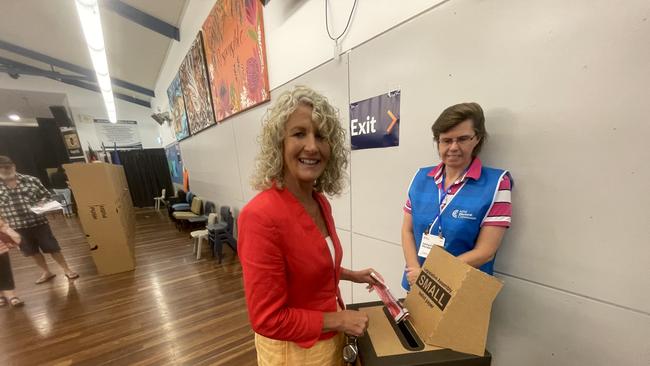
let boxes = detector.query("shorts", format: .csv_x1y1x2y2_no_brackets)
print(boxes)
15,224,61,256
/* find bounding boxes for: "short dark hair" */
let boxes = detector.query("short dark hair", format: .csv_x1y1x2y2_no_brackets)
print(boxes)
0,155,14,166
431,102,488,157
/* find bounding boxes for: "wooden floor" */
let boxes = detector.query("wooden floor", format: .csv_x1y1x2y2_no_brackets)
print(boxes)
0,209,257,366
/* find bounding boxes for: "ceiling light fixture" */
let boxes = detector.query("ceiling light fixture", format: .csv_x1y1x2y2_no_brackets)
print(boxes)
74,0,117,123
8,114,20,121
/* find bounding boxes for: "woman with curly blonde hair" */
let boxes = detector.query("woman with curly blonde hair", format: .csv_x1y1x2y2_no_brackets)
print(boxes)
239,86,382,365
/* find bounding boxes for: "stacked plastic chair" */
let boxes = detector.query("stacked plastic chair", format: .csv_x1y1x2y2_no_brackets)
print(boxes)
208,206,237,263
191,212,218,260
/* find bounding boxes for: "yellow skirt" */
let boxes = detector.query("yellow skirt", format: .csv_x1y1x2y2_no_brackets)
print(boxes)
255,332,345,366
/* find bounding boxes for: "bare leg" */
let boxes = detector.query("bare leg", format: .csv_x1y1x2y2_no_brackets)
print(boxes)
32,253,56,283
32,252,52,274
50,252,77,277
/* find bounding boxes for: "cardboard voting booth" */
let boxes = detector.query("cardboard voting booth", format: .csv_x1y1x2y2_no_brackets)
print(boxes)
63,163,136,275
348,246,503,365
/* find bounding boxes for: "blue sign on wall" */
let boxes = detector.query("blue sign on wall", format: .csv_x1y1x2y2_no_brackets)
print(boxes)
349,90,400,150
165,143,184,185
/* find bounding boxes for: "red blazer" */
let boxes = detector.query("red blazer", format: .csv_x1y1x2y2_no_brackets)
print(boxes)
238,186,344,348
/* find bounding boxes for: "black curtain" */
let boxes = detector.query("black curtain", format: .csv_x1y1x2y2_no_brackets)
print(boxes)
0,127,41,178
117,149,173,207
0,123,68,188
37,118,70,168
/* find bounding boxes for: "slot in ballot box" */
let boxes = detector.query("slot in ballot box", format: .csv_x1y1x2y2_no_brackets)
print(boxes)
346,246,503,365
347,302,492,366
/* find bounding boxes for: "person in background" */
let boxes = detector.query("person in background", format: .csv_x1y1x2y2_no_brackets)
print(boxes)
0,156,78,284
0,217,24,307
239,86,381,366
401,103,513,290
49,167,69,189
50,166,74,216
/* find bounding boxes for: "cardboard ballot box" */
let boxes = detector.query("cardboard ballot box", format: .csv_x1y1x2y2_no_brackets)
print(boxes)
348,246,503,365
63,163,136,275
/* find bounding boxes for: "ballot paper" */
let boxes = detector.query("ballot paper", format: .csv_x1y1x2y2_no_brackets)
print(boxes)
30,200,64,215
370,272,410,323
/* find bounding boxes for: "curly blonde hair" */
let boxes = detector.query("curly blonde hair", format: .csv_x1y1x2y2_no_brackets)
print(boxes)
251,85,348,195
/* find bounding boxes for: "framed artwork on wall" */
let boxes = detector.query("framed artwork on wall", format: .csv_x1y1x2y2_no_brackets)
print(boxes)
202,0,270,122
164,142,184,185
179,32,216,135
166,73,190,141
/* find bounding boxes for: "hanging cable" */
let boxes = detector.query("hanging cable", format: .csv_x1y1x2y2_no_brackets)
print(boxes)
325,0,358,42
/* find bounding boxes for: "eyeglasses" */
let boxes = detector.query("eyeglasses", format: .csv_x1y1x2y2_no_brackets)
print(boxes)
436,135,477,147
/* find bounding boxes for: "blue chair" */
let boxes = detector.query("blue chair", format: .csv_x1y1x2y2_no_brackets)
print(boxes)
208,206,237,264
172,191,194,212
168,191,193,220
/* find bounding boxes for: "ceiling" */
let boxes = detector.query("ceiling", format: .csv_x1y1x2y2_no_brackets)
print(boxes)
0,88,67,121
0,0,188,106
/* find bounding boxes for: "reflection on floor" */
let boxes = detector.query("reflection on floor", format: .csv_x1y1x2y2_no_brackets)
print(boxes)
0,208,256,365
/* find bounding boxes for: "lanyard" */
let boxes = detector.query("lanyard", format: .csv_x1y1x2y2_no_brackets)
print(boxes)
425,167,469,236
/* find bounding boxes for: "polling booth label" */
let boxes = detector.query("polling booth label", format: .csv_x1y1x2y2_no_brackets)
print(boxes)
88,205,108,220
349,90,400,150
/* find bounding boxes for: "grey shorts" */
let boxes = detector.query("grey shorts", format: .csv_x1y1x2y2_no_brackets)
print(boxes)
15,224,61,256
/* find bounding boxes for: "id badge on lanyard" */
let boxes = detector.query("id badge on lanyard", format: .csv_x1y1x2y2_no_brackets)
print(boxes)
418,191,447,258
418,232,445,258
418,184,450,259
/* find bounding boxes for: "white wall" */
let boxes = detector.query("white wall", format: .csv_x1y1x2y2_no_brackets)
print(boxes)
153,0,448,145
0,73,161,152
152,1,650,365
261,0,448,89
347,1,650,365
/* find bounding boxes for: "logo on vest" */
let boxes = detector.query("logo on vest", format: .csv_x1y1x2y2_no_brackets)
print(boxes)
451,209,477,220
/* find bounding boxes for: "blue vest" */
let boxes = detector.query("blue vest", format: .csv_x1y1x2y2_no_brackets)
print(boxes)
401,165,510,290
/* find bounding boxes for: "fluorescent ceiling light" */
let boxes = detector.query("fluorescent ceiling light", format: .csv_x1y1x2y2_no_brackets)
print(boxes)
0,120,38,128
8,114,20,121
74,0,117,123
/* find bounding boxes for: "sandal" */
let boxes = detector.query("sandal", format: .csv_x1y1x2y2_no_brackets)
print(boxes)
9,297,24,307
65,272,79,280
0,296,6,307
35,273,56,284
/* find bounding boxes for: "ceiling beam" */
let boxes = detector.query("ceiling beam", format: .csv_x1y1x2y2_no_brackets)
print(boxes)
0,57,90,81
0,67,88,81
61,79,151,108
102,0,180,41
0,57,151,108
0,39,155,97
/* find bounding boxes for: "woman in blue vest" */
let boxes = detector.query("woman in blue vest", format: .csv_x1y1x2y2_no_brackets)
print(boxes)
401,102,513,290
